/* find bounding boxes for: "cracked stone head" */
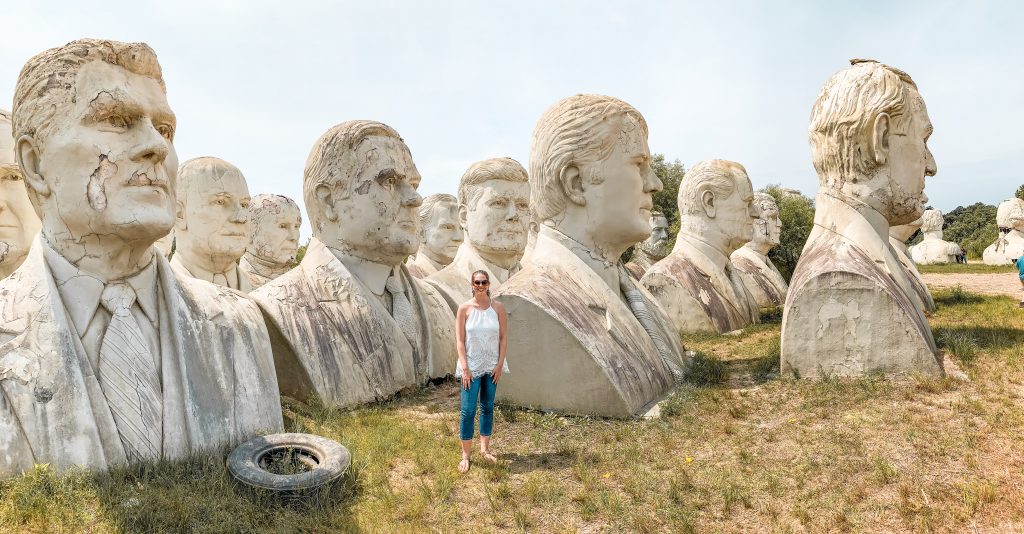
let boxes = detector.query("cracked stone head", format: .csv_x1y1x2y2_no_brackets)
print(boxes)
304,120,423,266
678,159,758,252
751,193,781,248
176,157,251,262
920,208,944,233
458,158,530,260
638,211,671,259
418,193,462,265
809,59,936,226
247,194,301,266
0,110,42,276
12,39,177,245
996,198,1024,231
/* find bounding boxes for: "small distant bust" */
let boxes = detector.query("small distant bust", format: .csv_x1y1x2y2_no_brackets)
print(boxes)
983,198,1024,265
889,216,936,314
731,193,788,308
239,194,301,290
625,211,670,280
908,209,961,264
0,108,41,278
642,159,760,334
426,157,529,314
406,193,462,278
170,157,253,292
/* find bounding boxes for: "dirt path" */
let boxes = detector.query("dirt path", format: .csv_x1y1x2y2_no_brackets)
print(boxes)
923,272,1022,298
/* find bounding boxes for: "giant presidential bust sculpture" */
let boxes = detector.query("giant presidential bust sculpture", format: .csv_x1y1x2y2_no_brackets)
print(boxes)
0,39,282,478
1,109,41,278
427,157,529,312
731,193,788,308
642,159,759,334
495,94,686,418
406,193,462,279
250,120,457,408
781,59,941,378
239,194,301,289
170,157,253,292
982,198,1024,265
624,211,670,280
908,209,961,264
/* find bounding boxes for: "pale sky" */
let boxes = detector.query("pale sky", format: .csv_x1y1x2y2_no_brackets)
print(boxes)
2,0,1021,239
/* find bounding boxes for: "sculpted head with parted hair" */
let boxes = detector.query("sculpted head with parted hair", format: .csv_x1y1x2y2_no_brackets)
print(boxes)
530,94,661,261
1,108,42,277
11,38,176,278
637,210,672,260
174,157,251,271
676,159,758,253
996,198,1024,231
919,208,944,234
303,120,422,265
809,59,936,226
417,193,462,265
750,193,781,248
247,194,302,266
458,157,530,260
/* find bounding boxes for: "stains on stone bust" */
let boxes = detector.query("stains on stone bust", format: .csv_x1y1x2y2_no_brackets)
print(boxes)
87,154,117,211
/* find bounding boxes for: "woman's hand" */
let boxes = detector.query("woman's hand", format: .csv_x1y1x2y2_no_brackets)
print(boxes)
461,372,472,390
491,365,503,384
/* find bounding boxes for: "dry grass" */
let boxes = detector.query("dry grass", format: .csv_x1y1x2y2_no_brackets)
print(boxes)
916,262,1015,274
2,287,1024,532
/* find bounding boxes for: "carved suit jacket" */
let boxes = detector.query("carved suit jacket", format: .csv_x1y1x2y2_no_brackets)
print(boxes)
0,237,283,478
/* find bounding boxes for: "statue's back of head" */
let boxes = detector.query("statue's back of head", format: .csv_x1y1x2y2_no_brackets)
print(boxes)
996,198,1024,230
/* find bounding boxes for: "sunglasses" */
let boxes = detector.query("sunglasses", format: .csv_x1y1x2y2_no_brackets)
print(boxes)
473,280,490,286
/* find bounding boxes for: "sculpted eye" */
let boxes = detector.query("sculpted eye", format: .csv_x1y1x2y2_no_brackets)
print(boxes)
156,123,174,140
107,115,130,129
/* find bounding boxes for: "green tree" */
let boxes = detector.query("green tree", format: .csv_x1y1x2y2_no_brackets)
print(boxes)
294,237,310,266
624,154,685,263
1016,184,1024,201
941,202,997,259
761,185,815,282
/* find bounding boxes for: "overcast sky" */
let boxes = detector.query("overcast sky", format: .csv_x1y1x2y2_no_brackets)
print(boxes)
2,0,1020,239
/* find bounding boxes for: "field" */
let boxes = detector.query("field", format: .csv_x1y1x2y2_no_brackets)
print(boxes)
1,287,1023,532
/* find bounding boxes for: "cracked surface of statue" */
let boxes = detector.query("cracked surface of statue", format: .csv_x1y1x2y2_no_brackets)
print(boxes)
170,157,253,292
983,198,1024,265
0,109,41,278
889,216,937,314
908,209,961,264
494,94,686,418
406,193,462,279
250,120,457,406
624,211,670,280
0,39,282,479
642,159,760,333
239,194,301,290
732,193,788,308
781,59,941,379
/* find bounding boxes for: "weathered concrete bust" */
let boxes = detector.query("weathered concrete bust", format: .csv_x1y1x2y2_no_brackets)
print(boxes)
642,159,760,333
624,211,670,280
908,209,961,264
494,94,686,417
731,193,789,308
782,59,941,379
982,198,1024,265
239,194,301,290
0,39,282,479
889,216,936,314
170,157,253,292
406,193,462,278
0,109,41,278
250,120,456,406
426,157,529,313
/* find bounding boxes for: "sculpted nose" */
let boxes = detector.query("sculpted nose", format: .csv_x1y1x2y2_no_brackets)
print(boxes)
925,149,937,177
453,224,464,242
130,123,170,164
643,167,663,194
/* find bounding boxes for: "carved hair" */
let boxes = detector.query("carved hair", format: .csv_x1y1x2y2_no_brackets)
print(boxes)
919,208,943,232
249,194,301,224
177,157,245,212
419,193,457,238
996,198,1024,229
13,39,165,146
303,120,404,235
809,59,919,190
529,94,648,223
649,210,668,226
457,157,528,210
752,193,779,219
677,159,746,215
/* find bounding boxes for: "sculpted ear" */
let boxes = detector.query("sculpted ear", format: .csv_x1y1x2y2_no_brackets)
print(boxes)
174,198,187,231
315,184,338,222
559,164,586,206
871,112,891,166
458,203,468,228
16,135,50,199
700,189,717,218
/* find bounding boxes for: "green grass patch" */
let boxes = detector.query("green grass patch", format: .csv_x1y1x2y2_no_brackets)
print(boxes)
916,263,1015,274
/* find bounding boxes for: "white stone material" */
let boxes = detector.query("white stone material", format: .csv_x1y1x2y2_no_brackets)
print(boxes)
407,193,462,279
495,94,686,418
983,198,1024,265
642,159,759,333
239,194,301,290
0,39,282,478
0,109,41,278
170,157,253,292
625,211,670,280
782,59,941,379
731,193,788,308
889,218,937,314
426,157,529,315
250,120,456,407
908,209,961,264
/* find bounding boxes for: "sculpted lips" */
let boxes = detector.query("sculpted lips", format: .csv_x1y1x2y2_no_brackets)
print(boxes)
127,170,169,189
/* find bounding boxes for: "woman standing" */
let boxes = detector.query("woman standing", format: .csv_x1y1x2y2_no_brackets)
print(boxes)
455,270,509,473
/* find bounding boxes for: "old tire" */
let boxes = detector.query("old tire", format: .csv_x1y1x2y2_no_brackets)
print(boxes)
227,433,350,492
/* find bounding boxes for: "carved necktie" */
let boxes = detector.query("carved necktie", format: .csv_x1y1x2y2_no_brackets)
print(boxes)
386,273,424,374
618,266,685,382
213,272,229,287
98,282,163,462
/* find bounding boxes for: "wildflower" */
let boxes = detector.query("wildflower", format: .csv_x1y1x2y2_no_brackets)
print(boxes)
685,457,694,464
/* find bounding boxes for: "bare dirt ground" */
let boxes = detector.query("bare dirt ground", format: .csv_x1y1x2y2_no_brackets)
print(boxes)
924,273,1023,298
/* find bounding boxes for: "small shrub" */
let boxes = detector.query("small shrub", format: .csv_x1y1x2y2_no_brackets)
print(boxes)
684,352,726,387
938,331,979,364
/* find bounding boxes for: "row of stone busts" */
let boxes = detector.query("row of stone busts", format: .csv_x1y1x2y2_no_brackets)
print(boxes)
983,198,1024,265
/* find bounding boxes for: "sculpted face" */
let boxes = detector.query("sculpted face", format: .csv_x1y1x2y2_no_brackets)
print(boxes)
753,204,781,247
465,180,530,256
717,172,758,251
334,135,422,264
423,203,462,263
878,91,936,225
1,155,41,274
27,60,177,242
639,214,671,258
181,168,251,260
250,199,301,265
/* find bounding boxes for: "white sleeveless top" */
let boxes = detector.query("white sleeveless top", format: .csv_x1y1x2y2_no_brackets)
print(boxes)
457,305,510,379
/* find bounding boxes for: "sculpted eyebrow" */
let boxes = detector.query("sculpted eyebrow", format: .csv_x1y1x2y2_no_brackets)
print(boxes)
375,168,401,184
84,90,142,121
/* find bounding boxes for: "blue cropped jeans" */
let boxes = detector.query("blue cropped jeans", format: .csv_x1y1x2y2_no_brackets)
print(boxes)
459,373,496,441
